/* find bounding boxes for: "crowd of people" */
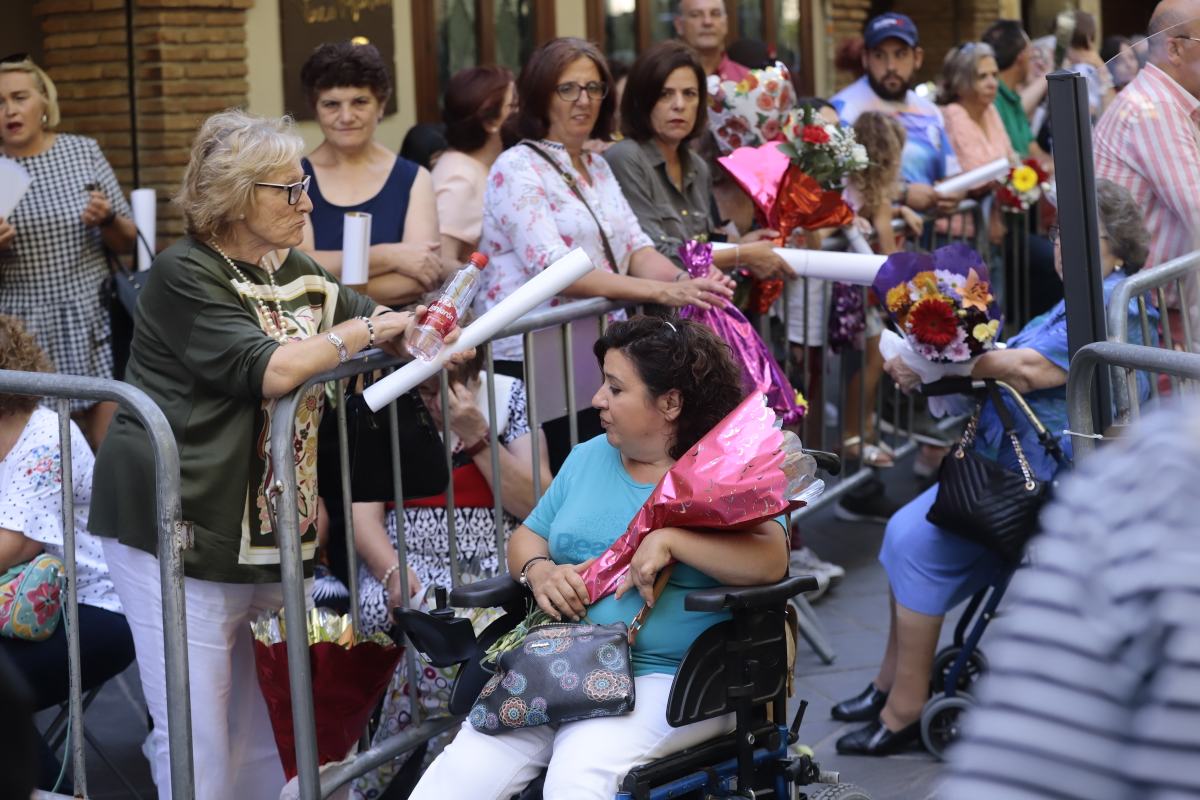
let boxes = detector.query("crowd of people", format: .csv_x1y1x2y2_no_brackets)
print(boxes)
2,0,1198,797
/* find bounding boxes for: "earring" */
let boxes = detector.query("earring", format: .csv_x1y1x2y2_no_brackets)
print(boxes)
40,113,47,125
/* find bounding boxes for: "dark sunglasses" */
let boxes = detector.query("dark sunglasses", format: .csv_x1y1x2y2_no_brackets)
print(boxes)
254,174,312,206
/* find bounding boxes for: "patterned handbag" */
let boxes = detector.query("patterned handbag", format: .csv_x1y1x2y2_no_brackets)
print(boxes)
0,553,65,641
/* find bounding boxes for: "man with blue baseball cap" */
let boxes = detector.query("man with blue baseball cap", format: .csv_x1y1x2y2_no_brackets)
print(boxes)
832,12,964,215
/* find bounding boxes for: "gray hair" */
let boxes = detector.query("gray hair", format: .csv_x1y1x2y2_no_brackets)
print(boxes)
937,42,997,105
0,58,60,129
1096,179,1149,273
175,110,305,241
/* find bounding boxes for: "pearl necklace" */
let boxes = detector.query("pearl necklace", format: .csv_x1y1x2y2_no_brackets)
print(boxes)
209,241,289,344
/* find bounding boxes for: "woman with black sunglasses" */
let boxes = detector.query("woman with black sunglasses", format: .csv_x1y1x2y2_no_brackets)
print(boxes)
0,55,137,447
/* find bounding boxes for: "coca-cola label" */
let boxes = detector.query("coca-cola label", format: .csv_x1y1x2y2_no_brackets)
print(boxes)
423,299,458,337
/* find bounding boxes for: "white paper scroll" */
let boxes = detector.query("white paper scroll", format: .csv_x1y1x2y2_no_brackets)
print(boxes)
843,225,875,255
341,211,372,286
713,242,885,286
934,158,1010,197
131,188,156,272
363,248,595,411
0,158,31,219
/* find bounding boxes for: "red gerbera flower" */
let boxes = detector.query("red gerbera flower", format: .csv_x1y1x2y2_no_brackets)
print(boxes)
907,297,960,349
801,124,830,145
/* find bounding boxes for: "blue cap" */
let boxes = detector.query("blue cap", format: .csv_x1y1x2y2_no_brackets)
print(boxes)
864,13,919,50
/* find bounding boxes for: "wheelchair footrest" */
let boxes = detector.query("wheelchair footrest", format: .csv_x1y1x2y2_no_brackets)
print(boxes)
620,723,781,798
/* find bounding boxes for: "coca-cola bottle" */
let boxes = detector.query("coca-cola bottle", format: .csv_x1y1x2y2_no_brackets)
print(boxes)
405,251,489,361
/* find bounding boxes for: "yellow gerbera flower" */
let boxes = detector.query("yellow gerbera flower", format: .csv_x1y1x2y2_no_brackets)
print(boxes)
886,284,911,314
1012,165,1039,194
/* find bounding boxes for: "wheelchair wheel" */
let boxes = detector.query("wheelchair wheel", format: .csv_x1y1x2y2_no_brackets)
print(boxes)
930,646,988,693
804,783,872,800
920,691,974,761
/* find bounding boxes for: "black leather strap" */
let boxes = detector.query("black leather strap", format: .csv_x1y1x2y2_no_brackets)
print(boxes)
522,141,621,274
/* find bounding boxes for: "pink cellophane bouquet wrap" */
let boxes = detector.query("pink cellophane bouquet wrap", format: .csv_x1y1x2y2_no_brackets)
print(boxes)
678,240,806,426
579,391,819,604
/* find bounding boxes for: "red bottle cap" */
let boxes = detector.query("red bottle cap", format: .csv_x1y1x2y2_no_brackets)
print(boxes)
468,252,489,269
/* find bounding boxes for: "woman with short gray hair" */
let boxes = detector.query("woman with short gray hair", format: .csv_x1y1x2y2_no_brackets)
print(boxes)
89,109,439,799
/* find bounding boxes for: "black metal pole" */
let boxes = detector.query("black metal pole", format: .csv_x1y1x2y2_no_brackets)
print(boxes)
124,0,140,188
1047,69,1110,435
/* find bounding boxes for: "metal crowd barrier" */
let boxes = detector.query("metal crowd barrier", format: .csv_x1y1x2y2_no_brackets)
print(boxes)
0,371,194,800
1106,249,1200,421
1066,341,1200,458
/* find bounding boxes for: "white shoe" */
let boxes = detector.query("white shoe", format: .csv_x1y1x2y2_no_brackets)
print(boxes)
790,546,846,586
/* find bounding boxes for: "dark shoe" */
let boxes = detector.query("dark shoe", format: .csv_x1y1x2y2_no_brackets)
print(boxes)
831,683,889,722
834,485,901,525
835,718,921,756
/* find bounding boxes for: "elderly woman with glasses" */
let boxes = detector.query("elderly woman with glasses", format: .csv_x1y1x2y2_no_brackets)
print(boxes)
88,109,455,800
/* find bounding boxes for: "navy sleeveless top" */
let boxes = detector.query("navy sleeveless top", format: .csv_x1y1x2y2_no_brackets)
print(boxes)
302,155,420,249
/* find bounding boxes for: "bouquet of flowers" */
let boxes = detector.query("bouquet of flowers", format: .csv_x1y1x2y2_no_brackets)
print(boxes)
707,63,795,153
996,159,1051,212
579,391,822,604
251,607,403,780
679,240,807,425
873,243,1002,364
717,105,869,312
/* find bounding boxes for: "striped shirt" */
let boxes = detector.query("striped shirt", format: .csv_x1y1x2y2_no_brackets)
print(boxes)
939,403,1200,799
1094,64,1200,268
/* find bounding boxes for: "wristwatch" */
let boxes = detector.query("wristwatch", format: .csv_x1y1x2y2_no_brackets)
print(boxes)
326,331,349,363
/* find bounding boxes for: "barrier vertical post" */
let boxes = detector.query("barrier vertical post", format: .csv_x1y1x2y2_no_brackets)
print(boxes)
1048,69,1111,435
58,400,86,796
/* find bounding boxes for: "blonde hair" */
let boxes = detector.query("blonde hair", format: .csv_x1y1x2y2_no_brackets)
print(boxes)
849,111,905,216
0,58,60,129
175,109,305,241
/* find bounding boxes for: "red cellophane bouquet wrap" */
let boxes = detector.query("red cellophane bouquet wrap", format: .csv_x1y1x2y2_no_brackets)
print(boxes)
579,391,821,604
251,607,402,779
718,106,870,312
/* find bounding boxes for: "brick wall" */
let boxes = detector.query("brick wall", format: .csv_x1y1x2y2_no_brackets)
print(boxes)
828,0,871,93
33,0,251,247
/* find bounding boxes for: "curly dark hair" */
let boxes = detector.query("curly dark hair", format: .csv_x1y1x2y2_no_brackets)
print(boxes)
0,315,52,416
300,41,392,107
594,315,744,460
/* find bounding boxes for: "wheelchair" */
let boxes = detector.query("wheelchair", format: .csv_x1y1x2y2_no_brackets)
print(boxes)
914,377,1064,760
391,452,870,800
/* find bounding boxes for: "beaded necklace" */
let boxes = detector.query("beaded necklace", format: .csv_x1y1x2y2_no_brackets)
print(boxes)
209,241,289,344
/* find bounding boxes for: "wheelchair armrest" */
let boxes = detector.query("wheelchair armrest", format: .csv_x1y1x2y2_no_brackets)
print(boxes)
683,575,818,612
390,608,478,668
448,574,526,608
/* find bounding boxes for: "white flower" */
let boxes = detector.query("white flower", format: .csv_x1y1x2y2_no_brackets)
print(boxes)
851,144,869,168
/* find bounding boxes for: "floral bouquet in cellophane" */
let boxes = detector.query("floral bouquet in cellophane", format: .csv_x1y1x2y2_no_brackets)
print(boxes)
679,240,807,425
251,607,402,780
579,391,822,604
717,104,869,312
874,244,1003,415
996,159,1050,212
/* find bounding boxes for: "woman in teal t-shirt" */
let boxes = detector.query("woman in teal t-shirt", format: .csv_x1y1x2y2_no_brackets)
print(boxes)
409,316,789,800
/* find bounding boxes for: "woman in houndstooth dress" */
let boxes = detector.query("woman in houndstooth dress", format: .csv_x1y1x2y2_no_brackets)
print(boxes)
0,57,136,445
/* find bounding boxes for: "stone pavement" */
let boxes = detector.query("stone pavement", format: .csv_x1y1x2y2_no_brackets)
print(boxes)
41,462,951,800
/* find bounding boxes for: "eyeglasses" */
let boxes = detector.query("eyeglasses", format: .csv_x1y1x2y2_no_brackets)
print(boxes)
1048,225,1108,244
1173,35,1200,44
555,81,608,103
255,174,311,205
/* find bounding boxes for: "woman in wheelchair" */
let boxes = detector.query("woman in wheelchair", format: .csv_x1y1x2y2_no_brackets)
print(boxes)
831,179,1154,756
407,315,790,799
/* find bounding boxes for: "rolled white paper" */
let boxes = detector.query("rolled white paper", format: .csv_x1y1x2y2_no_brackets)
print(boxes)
843,225,875,255
713,242,885,285
341,211,372,286
363,248,595,411
934,158,1010,197
131,188,156,272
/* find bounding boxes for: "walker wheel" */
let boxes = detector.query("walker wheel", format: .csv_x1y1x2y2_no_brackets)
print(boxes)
920,691,974,761
930,646,988,693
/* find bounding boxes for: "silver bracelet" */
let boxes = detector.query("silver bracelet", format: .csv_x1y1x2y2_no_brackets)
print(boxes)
357,315,376,348
380,563,401,586
326,331,349,363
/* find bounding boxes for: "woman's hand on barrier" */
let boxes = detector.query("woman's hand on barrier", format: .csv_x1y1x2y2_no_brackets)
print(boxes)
0,218,13,250
380,242,442,290
615,528,673,607
737,240,796,281
526,558,594,622
884,356,922,395
705,265,737,291
657,276,733,310
386,565,423,610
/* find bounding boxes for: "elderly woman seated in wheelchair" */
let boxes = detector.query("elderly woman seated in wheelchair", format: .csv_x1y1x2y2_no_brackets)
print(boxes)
396,314,848,799
832,179,1154,758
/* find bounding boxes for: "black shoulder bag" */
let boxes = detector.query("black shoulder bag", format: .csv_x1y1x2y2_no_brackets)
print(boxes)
926,381,1059,562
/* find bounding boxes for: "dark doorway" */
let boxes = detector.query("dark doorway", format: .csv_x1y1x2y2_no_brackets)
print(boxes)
1101,0,1153,37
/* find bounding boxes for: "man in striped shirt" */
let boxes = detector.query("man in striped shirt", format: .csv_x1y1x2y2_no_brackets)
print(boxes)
1094,0,1200,349
940,403,1200,798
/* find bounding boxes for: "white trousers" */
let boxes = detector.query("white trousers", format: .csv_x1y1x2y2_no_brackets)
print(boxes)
407,673,733,800
103,539,288,800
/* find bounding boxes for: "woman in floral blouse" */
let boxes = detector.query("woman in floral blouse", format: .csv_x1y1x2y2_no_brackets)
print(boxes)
475,37,733,371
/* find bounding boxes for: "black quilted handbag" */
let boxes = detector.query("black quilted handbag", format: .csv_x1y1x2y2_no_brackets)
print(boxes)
926,381,1050,561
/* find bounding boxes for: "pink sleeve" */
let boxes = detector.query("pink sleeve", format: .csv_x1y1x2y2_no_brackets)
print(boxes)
1127,105,1200,237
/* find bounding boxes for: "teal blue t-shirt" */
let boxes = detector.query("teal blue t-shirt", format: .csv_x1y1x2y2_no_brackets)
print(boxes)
524,434,784,677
